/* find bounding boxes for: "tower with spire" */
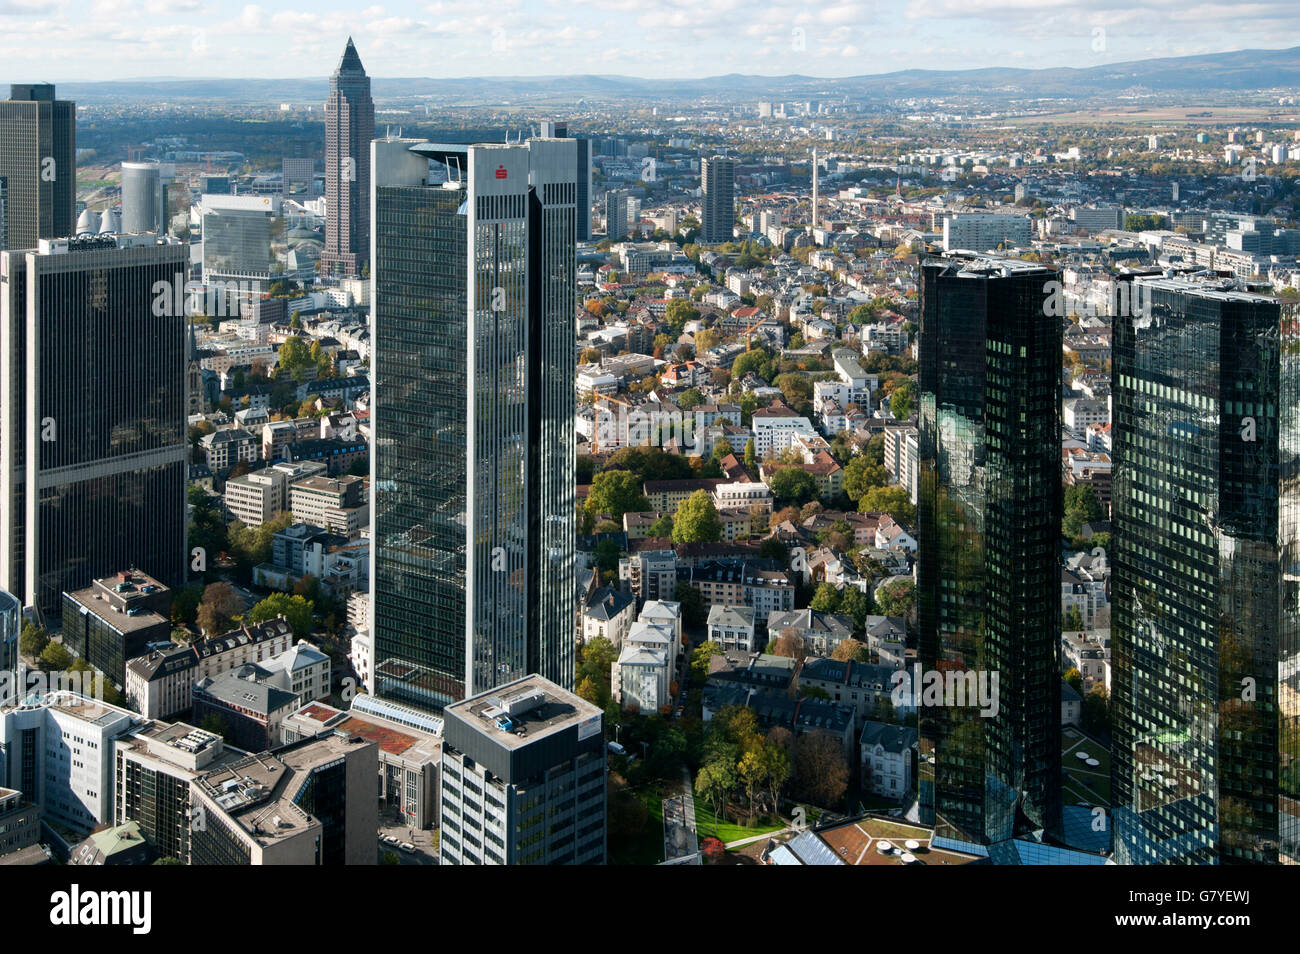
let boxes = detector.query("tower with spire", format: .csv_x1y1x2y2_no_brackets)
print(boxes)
321,37,375,279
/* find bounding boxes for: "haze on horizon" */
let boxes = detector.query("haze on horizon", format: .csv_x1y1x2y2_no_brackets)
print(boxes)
1,0,1297,84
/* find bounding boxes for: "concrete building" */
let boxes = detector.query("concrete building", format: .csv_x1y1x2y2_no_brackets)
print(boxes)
289,474,368,536
440,675,606,865
707,604,757,652
60,569,172,687
859,721,919,801
188,732,378,864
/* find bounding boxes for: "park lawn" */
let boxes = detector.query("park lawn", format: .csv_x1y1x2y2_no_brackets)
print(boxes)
694,799,785,844
609,784,666,866
1062,728,1113,806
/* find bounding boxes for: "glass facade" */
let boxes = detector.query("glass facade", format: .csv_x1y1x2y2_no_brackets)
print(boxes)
0,84,75,250
321,39,374,278
372,139,577,711
1112,276,1300,865
917,257,1062,846
1,239,188,618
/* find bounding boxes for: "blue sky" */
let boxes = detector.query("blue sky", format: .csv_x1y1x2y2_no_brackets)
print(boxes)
0,0,1296,81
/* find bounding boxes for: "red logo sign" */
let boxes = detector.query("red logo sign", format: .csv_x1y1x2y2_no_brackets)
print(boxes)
494,165,508,179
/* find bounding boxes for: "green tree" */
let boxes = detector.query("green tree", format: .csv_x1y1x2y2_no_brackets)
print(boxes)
876,579,916,619
584,470,649,521
1064,667,1084,693
690,640,723,682
1064,485,1103,544
647,513,674,538
738,749,766,821
677,387,704,410
768,467,817,506
843,455,887,503
859,485,915,525
696,758,738,829
676,582,708,630
889,379,917,420
744,438,757,471
38,641,74,672
665,298,701,337
831,638,871,663
246,592,315,639
672,490,722,544
837,586,871,630
19,621,50,658
809,582,841,614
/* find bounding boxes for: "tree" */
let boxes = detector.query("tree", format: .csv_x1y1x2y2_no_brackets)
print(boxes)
246,592,315,639
793,731,850,808
744,438,757,471
768,467,817,506
696,758,737,829
700,835,726,863
579,347,603,364
711,438,733,462
859,486,915,525
762,741,792,813
584,470,649,521
738,749,766,821
889,379,917,420
576,675,603,707
832,638,870,663
1065,605,1084,631
768,627,806,659
38,641,73,672
196,581,244,635
1064,667,1084,693
676,582,708,630
843,455,887,503
730,349,772,382
677,387,704,410
672,490,722,544
690,640,723,682
1064,485,1103,544
578,636,618,690
876,579,916,619
665,298,701,337
1082,684,1110,736
19,621,50,658
647,513,674,539
809,582,841,613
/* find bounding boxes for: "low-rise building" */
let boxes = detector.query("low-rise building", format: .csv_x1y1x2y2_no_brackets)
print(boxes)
858,721,918,801
707,604,757,652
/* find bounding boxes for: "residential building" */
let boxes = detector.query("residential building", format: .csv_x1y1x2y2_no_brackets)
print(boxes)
940,213,1032,252
618,549,677,604
860,721,919,801
700,156,736,244
201,428,258,473
797,657,907,727
767,608,855,657
0,787,40,858
439,675,606,865
707,604,756,652
191,664,301,751
580,586,636,647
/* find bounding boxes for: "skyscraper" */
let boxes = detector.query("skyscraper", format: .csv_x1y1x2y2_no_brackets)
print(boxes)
1111,273,1300,865
539,121,592,241
916,256,1062,846
0,83,75,250
0,235,189,619
370,136,577,711
700,155,736,245
605,189,628,242
321,38,374,279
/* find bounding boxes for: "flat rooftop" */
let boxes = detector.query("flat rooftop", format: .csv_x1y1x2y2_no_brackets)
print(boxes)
445,674,601,751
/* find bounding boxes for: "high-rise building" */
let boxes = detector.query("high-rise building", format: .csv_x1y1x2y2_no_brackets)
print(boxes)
1111,274,1300,865
539,121,592,241
917,256,1062,846
0,176,8,251
0,586,17,675
370,136,577,711
0,235,189,618
439,674,606,865
605,189,629,242
700,156,736,245
200,193,279,288
941,212,1033,252
320,38,374,279
120,160,167,235
0,84,75,250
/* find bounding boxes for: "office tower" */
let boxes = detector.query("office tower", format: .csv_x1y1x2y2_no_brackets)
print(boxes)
539,121,592,241
370,136,577,710
0,235,189,618
917,256,1062,846
282,156,315,196
200,193,279,287
439,675,606,865
188,733,378,864
700,155,736,244
320,37,374,279
811,148,819,230
0,84,75,250
0,176,7,250
120,160,167,235
0,587,16,674
605,189,629,242
1111,274,1300,865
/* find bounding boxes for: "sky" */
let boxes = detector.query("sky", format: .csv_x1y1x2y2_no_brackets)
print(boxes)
0,0,1297,82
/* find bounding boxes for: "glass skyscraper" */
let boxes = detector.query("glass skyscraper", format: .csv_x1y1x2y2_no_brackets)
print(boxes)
0,83,75,251
917,256,1063,846
699,156,735,245
0,235,189,619
1112,273,1300,865
370,136,577,711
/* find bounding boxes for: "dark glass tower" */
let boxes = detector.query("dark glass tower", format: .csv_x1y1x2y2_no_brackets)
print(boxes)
539,122,592,241
1112,274,1300,865
700,156,735,245
917,256,1063,846
0,83,76,250
370,136,577,711
0,236,189,619
321,38,374,278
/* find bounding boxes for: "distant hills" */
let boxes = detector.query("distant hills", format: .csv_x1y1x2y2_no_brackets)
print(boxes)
50,45,1300,106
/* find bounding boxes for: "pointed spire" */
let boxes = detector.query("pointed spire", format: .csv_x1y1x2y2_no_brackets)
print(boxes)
335,36,365,75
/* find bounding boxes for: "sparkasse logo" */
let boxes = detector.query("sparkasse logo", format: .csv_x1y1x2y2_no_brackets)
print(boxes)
49,885,152,935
